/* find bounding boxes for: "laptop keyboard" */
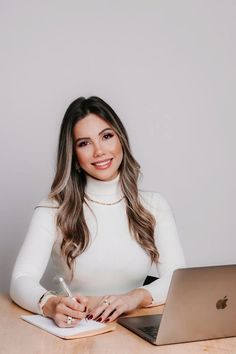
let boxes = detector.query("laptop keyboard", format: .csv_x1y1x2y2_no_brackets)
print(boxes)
138,326,159,340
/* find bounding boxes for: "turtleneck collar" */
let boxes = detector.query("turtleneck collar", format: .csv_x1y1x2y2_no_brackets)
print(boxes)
85,174,123,203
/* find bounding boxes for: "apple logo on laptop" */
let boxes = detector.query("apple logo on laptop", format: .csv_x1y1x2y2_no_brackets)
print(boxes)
216,296,228,310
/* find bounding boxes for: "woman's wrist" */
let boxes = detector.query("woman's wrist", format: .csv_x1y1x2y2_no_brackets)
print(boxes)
128,288,153,308
38,291,57,316
41,296,61,318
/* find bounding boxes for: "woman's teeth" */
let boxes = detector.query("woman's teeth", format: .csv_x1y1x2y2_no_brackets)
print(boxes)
93,159,111,166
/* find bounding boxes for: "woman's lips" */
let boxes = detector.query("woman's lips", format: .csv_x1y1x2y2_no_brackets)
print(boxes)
91,158,113,170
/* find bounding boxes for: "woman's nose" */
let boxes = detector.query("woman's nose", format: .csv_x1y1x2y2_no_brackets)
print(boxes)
93,142,105,157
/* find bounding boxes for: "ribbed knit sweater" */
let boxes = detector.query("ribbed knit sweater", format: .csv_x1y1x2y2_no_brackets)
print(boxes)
10,175,185,313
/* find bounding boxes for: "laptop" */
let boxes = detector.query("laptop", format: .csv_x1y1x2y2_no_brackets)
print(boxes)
118,265,236,345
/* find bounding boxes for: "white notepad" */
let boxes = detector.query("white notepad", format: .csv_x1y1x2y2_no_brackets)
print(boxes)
21,315,116,339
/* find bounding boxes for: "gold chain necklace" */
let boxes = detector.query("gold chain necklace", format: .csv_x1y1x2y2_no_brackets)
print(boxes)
85,195,125,206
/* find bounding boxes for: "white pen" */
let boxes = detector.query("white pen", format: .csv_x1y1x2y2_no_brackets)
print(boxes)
58,277,74,298
58,277,88,321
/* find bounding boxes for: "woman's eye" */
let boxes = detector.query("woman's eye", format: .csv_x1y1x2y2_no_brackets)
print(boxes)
103,133,114,140
78,141,89,148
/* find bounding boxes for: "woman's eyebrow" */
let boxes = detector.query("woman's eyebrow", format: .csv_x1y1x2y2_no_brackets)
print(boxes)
74,128,114,144
98,127,114,136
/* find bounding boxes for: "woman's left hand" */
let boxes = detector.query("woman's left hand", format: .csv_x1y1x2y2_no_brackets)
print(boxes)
87,288,152,323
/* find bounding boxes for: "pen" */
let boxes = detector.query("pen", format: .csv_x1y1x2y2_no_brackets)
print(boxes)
58,277,74,298
58,277,88,321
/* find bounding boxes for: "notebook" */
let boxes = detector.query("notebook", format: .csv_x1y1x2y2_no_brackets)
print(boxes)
21,315,116,339
118,264,236,345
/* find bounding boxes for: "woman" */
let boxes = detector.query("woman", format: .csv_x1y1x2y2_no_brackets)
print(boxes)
10,96,185,327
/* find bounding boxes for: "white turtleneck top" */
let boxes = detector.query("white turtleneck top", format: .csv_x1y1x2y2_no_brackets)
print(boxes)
10,175,185,313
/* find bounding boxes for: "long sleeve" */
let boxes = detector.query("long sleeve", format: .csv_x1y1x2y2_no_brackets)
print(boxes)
10,185,185,312
10,205,58,313
140,192,186,305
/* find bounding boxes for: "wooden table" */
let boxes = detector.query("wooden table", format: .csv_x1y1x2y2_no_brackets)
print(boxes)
1,294,236,354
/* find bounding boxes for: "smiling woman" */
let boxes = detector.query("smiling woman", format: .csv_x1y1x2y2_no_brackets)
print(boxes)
73,114,123,181
10,96,185,328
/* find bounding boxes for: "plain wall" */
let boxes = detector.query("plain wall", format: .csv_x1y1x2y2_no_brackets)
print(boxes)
0,0,236,292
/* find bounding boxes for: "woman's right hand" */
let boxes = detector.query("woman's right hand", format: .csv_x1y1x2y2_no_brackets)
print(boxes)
42,294,88,327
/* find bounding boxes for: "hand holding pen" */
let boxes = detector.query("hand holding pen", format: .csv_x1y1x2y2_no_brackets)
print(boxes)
57,277,88,326
42,277,88,328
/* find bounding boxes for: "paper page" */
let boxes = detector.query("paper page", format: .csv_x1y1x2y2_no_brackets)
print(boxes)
21,315,106,338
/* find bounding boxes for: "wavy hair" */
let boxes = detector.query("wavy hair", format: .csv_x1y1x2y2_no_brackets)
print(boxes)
49,96,159,274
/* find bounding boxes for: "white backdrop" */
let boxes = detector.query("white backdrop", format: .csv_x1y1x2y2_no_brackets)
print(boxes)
0,0,236,292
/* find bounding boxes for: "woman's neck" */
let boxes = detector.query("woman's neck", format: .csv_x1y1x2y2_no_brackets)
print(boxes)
85,174,123,203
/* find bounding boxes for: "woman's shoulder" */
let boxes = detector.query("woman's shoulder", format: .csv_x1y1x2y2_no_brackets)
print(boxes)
139,190,172,212
29,197,60,226
35,197,59,210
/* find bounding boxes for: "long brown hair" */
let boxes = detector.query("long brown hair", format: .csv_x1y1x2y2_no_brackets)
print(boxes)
49,96,158,273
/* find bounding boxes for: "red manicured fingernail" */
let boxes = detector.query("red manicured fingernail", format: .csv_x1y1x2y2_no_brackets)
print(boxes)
87,315,93,320
104,318,110,323
97,317,102,322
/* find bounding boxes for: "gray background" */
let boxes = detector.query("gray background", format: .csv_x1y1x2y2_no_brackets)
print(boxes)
0,0,235,292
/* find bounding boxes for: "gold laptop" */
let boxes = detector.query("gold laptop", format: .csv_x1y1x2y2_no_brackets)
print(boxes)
118,265,236,345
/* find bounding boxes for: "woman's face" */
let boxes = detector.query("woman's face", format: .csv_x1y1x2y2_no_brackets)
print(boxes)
73,113,123,181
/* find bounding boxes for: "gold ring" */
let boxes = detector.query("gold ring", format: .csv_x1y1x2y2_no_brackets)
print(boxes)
67,316,73,325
